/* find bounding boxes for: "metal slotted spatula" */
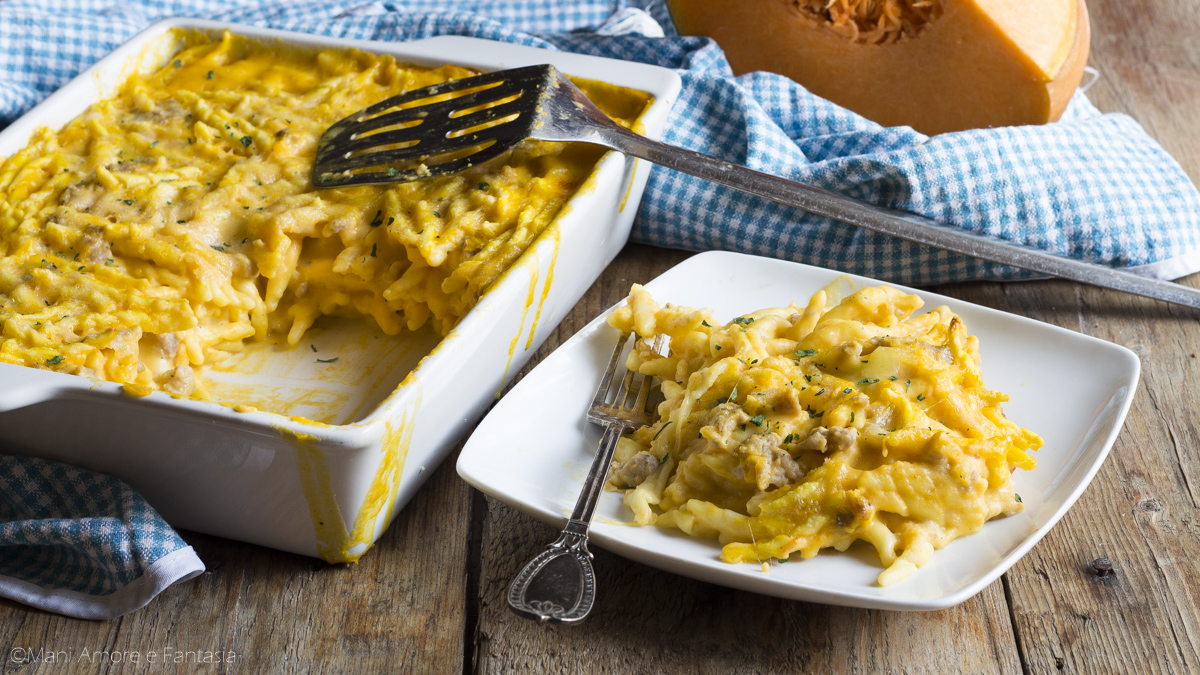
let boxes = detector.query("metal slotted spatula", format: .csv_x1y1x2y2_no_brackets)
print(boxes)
313,64,1200,309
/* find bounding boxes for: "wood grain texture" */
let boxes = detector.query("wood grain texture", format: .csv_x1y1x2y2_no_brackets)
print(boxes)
0,445,472,675
4,0,1200,673
472,245,1023,675
927,279,1200,673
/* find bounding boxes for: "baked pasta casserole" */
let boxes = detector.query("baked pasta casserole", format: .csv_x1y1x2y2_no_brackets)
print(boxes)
605,282,1042,585
0,31,648,397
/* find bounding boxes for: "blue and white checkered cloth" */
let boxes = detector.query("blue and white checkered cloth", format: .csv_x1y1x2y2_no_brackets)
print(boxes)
3,0,1199,284
1,0,1198,618
0,455,203,619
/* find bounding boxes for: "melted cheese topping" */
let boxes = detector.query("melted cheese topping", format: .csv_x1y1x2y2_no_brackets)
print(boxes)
0,31,649,396
606,282,1041,586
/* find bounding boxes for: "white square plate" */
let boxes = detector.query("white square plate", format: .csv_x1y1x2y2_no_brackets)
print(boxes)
456,251,1140,610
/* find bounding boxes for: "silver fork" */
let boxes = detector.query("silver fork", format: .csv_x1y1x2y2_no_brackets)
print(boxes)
507,331,662,624
312,64,1200,310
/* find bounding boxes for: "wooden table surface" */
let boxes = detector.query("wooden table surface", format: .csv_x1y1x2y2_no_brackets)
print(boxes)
3,1,1200,672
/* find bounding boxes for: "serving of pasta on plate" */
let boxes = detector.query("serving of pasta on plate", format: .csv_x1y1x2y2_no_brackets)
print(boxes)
604,279,1042,586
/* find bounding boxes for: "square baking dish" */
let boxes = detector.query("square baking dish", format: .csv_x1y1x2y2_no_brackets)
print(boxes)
0,18,680,562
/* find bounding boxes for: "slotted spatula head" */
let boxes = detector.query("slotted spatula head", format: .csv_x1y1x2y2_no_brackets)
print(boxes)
312,64,561,188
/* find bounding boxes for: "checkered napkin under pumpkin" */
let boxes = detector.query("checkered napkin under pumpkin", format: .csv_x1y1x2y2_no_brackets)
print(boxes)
3,0,1199,284
0,455,203,620
1,0,1198,619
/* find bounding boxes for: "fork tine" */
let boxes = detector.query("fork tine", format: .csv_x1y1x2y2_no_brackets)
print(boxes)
591,332,630,410
631,371,652,412
631,334,666,412
612,366,634,409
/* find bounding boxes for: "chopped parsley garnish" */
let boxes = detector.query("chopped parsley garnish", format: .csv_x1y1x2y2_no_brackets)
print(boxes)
783,433,799,444
45,355,65,366
661,453,669,463
105,258,114,265
793,349,817,358
122,199,134,206
842,388,852,395
387,217,395,226
176,220,185,224
370,243,377,257
906,379,911,392
210,245,224,252
702,320,712,327
477,182,489,190
173,59,182,67
850,412,856,423
729,383,739,401
239,136,253,148
651,421,673,441
369,210,383,227
310,344,317,352
714,345,721,350
750,414,766,427
207,70,214,80
858,378,879,385
917,394,926,402
732,317,755,325
1014,494,1023,503
433,210,442,218
386,167,399,177
889,376,897,381
316,357,339,364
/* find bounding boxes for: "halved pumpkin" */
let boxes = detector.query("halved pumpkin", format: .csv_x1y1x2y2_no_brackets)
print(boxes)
666,0,1091,135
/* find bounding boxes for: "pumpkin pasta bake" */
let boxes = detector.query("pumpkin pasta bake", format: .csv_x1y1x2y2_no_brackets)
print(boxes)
605,282,1041,585
0,31,649,397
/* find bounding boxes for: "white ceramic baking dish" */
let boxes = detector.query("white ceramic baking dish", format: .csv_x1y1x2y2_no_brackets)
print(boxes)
0,18,680,562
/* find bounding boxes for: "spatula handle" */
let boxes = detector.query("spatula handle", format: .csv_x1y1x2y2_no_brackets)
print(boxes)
599,125,1200,310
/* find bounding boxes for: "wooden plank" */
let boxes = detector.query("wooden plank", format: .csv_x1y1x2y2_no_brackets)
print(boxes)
0,446,472,675
929,277,1200,673
477,497,1020,674
918,0,1200,671
0,605,120,674
217,451,473,674
473,244,1023,674
1085,0,1200,181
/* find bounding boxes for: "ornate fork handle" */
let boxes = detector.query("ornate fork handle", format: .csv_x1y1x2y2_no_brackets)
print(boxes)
508,423,625,624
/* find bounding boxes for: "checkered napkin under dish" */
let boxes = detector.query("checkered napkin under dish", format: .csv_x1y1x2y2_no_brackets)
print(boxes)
1,0,1198,619
0,455,203,620
2,0,1198,285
